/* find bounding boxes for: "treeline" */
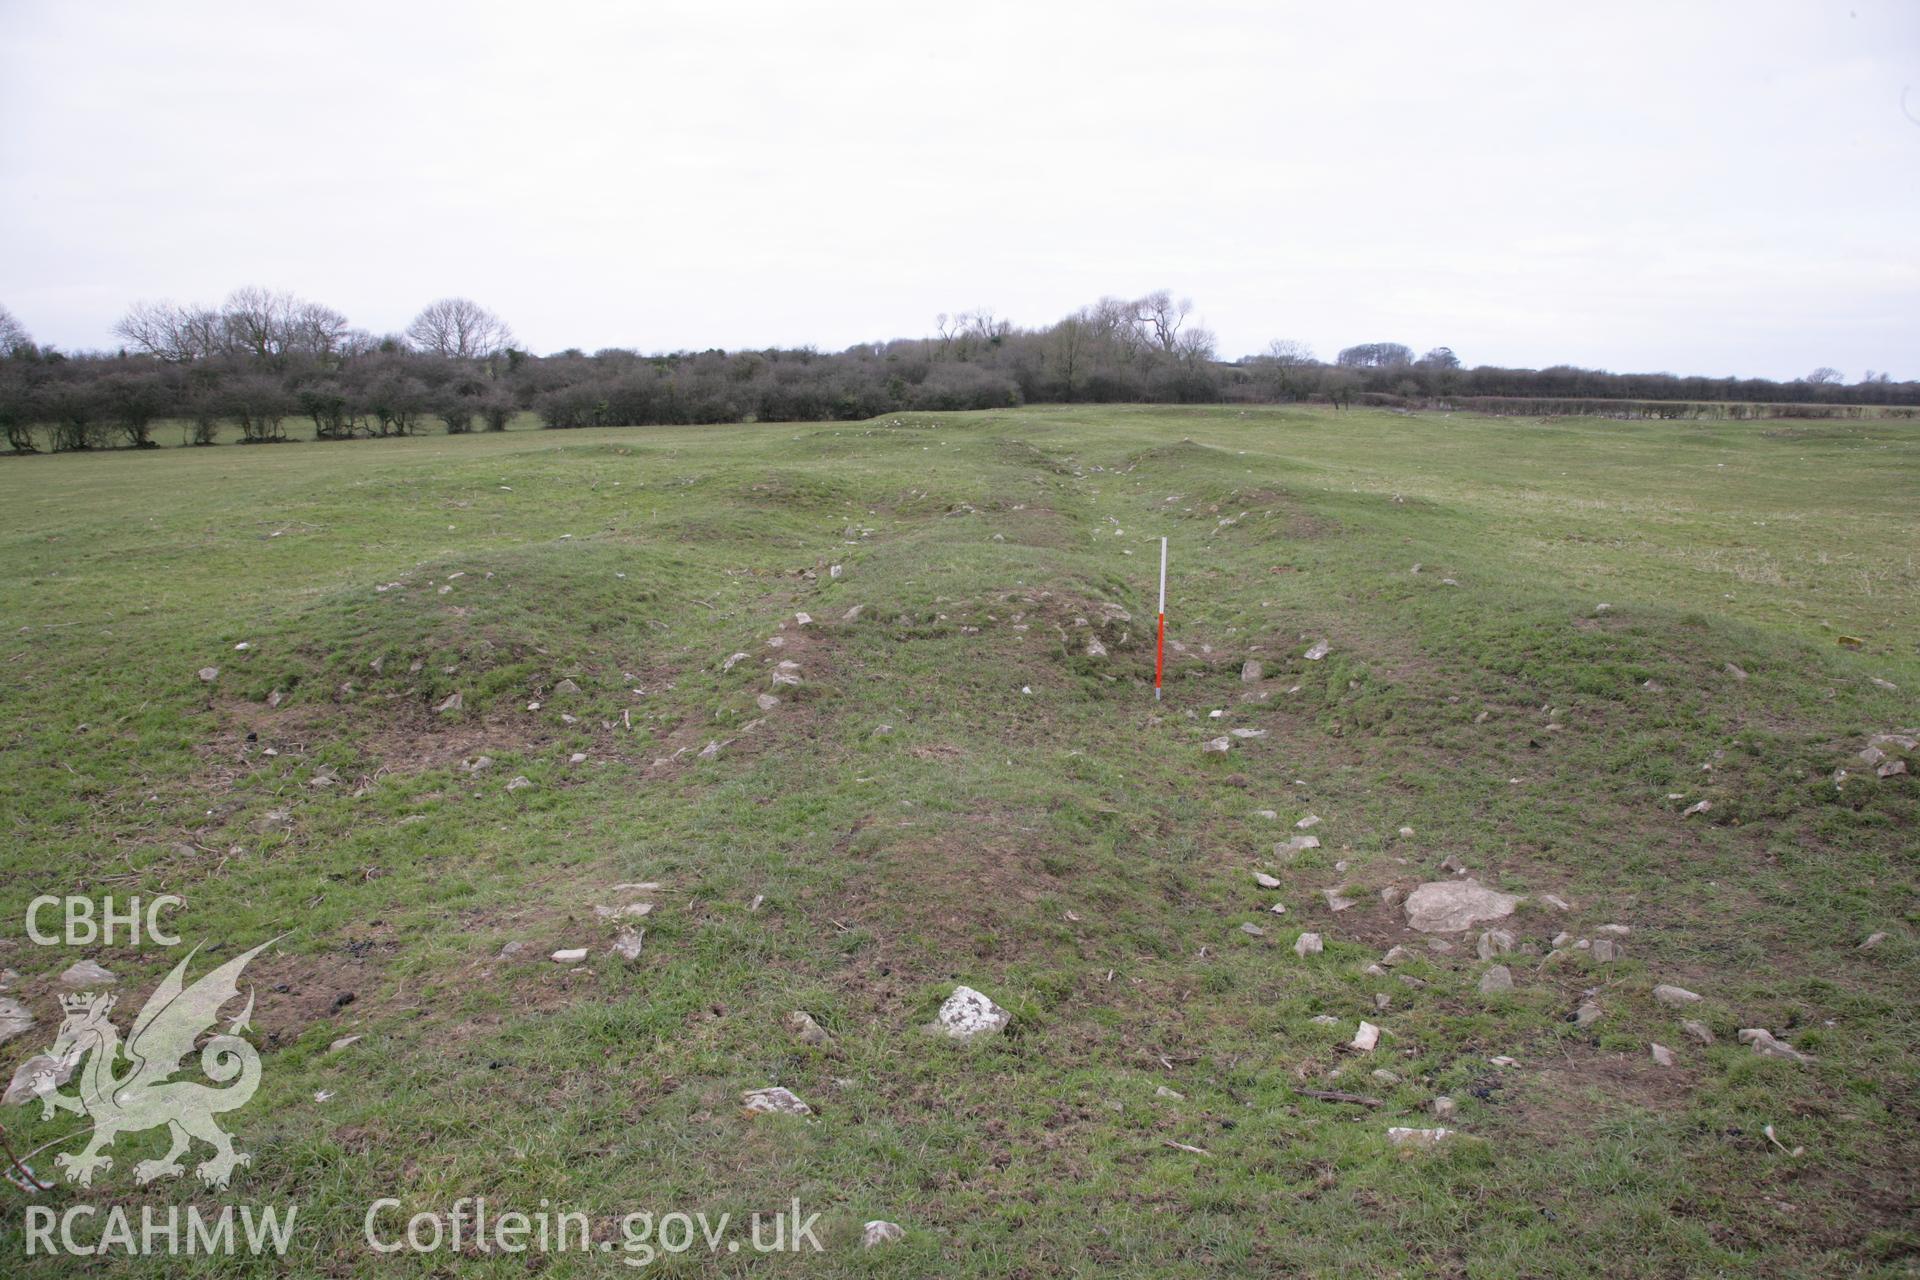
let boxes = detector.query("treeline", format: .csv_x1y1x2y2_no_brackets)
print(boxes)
0,290,1913,453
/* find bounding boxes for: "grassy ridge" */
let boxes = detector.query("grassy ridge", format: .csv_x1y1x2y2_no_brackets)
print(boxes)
0,406,1914,1276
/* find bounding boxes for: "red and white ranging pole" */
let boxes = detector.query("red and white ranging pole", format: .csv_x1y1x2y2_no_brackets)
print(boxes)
1155,536,1167,700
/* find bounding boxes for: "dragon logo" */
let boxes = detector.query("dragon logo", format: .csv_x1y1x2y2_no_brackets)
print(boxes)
23,939,275,1189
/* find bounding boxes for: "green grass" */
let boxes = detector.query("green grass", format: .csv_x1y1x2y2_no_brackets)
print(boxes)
0,405,1914,1276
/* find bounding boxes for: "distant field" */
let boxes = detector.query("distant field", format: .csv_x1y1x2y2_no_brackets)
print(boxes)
0,405,1914,1276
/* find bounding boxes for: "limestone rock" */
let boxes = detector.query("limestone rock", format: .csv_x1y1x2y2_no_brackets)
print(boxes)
1478,965,1515,995
1294,932,1324,957
4,1053,76,1106
1350,1021,1381,1052
785,1010,830,1045
1650,1043,1675,1067
550,948,588,963
1387,1126,1452,1148
198,666,220,682
1203,736,1233,753
862,1221,904,1248
611,928,645,961
741,1086,813,1116
1304,640,1331,661
1323,888,1356,912
1682,1019,1714,1045
1278,835,1320,856
58,960,117,990
722,652,750,671
1476,929,1515,960
0,997,33,1045
1240,659,1263,683
1591,938,1622,963
1431,1096,1456,1120
1652,984,1702,1007
436,692,463,713
1575,1001,1604,1029
1253,871,1282,889
1239,922,1267,938
506,775,534,793
1403,879,1521,933
554,678,581,696
931,985,1010,1040
1739,1028,1814,1063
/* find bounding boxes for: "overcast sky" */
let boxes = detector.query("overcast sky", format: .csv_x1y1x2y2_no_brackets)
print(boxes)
3,0,1915,379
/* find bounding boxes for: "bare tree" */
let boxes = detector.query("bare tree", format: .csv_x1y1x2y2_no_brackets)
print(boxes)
115,300,222,362
0,304,32,357
1805,367,1843,385
406,298,515,359
1265,339,1316,366
1132,290,1192,352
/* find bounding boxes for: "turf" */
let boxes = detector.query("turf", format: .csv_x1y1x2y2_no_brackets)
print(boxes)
0,405,1914,1276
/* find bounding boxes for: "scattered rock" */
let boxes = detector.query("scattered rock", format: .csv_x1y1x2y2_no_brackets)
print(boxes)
931,985,1010,1040
1350,1021,1381,1052
1552,931,1572,948
0,998,34,1045
497,941,527,960
1155,1085,1185,1100
861,1221,904,1248
1203,736,1233,753
1296,814,1321,829
57,960,117,989
1387,1126,1452,1148
506,776,534,793
785,1010,830,1045
1859,932,1887,950
1682,1019,1714,1045
1311,1014,1341,1026
1397,826,1416,838
436,692,463,713
1591,938,1622,963
741,1086,812,1116
1253,871,1282,889
1323,888,1356,912
698,741,721,760
1381,946,1414,967
1304,640,1331,661
1478,965,1515,995
1240,659,1263,683
1239,923,1267,938
1650,1043,1676,1067
1380,886,1404,908
1087,637,1108,658
1682,800,1712,817
553,678,581,696
772,661,802,687
1539,893,1570,911
611,929,645,961
569,752,588,764
1403,879,1521,933
1574,1001,1604,1029
756,693,781,711
723,652,750,671
4,1053,76,1106
1476,929,1515,960
550,948,588,964
197,666,219,682
1431,1096,1456,1120
1739,1028,1815,1063
794,612,812,627
1294,932,1324,957
328,1035,361,1054
594,902,654,921
1653,984,1702,1007
1724,662,1749,681
1278,835,1320,856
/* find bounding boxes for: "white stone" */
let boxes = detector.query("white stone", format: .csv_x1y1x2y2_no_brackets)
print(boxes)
1682,1019,1714,1045
1739,1028,1814,1063
594,902,654,920
742,1086,812,1115
1478,965,1515,995
1294,932,1323,957
0,998,33,1045
1204,736,1233,753
57,960,117,989
785,1011,830,1045
932,985,1010,1040
1387,1126,1451,1147
1241,659,1263,683
1476,929,1516,960
506,775,534,792
1403,880,1521,933
1575,1001,1604,1029
612,929,645,961
861,1221,904,1248
723,652,750,671
198,666,219,682
4,1053,76,1106
1431,1096,1456,1120
1253,871,1282,889
1650,1043,1675,1067
1239,923,1267,937
1652,984,1702,1007
550,948,588,963
1323,888,1356,912
1155,1085,1185,1100
1278,835,1320,856
1296,814,1322,829
1350,1021,1381,1051
1304,640,1331,661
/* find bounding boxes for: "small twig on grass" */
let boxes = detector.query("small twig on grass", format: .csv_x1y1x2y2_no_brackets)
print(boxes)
1296,1089,1384,1108
1162,1140,1212,1157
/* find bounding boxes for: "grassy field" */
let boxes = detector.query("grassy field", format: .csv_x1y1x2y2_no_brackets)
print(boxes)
0,404,1914,1276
